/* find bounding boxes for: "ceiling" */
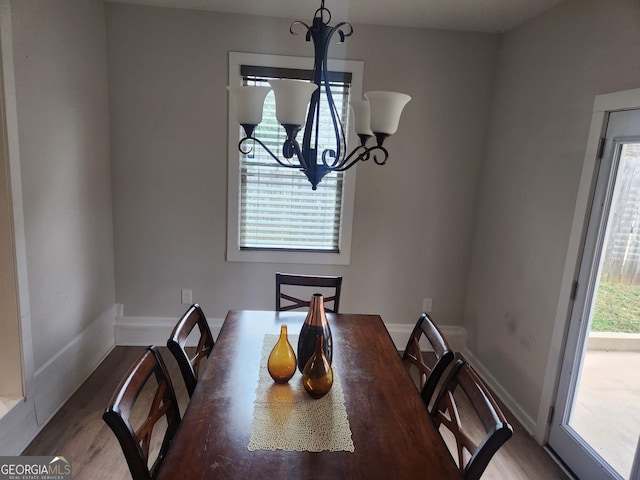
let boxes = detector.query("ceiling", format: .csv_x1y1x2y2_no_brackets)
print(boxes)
105,0,565,33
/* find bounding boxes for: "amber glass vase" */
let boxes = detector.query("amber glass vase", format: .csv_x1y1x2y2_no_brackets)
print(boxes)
297,293,332,373
267,325,297,384
302,335,333,399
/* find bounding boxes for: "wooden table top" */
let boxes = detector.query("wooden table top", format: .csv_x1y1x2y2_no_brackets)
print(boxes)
156,310,462,479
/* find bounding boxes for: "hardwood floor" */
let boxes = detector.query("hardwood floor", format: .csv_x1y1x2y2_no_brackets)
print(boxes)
481,400,571,479
23,346,570,480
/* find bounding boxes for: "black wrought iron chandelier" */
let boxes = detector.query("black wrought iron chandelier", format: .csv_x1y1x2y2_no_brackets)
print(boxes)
227,0,411,190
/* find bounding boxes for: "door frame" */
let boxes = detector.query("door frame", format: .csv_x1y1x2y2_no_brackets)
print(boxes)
549,110,640,479
0,12,23,400
0,0,38,454
537,88,640,445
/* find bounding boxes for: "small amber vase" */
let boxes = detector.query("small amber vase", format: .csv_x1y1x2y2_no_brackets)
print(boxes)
302,335,333,399
297,293,332,373
267,325,297,384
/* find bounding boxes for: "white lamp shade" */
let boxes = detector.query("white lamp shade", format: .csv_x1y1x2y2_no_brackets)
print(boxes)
364,91,411,135
227,86,271,125
350,100,373,136
268,79,318,126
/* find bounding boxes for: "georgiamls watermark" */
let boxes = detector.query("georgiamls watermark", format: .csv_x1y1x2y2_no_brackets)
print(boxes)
0,456,71,480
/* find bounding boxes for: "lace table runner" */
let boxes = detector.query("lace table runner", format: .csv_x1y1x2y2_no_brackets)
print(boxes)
247,334,355,452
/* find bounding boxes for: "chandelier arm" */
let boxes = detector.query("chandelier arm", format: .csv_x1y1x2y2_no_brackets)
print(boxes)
318,23,354,168
290,140,306,168
288,137,312,171
329,144,390,171
289,21,311,37
330,22,354,40
370,145,390,165
319,86,343,168
321,68,344,167
299,88,319,171
321,145,364,172
238,136,302,169
331,157,362,172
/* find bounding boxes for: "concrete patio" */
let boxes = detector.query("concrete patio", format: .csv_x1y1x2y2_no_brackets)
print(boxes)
572,342,640,478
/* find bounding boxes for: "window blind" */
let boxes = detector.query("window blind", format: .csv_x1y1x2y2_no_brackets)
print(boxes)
239,65,351,252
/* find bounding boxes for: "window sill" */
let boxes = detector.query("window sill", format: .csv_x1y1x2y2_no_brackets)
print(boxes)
226,247,350,265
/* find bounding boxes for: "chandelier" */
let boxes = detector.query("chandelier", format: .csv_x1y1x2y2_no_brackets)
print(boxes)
227,0,411,190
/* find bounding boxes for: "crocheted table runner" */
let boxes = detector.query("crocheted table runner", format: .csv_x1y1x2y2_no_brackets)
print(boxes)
247,334,355,452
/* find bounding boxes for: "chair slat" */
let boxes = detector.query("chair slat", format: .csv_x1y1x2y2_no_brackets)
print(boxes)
431,357,513,480
401,313,454,407
103,346,181,480
167,304,215,397
275,273,343,313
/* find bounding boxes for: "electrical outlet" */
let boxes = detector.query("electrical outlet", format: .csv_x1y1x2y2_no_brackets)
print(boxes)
422,298,432,313
181,289,193,305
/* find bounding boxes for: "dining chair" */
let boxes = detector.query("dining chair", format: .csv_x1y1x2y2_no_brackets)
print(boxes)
103,345,181,480
167,303,215,397
401,313,455,407
275,272,343,313
430,356,513,480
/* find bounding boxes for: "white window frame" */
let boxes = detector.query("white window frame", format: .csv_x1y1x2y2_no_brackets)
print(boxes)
226,51,362,265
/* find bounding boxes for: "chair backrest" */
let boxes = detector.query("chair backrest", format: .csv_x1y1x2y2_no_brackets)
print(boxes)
275,272,343,313
401,313,454,407
167,303,215,397
103,346,181,480
430,357,513,480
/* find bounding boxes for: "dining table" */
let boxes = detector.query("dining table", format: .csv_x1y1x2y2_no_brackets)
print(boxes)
155,310,462,479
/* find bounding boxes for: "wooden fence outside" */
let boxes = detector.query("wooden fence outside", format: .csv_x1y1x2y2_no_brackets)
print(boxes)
601,143,640,285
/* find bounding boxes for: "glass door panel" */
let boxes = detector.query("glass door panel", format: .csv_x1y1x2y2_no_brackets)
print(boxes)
549,110,640,480
571,144,640,478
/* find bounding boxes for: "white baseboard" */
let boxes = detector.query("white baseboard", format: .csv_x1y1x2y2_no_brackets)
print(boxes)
461,347,537,435
11,306,116,456
0,397,37,455
115,314,468,352
33,305,116,424
0,305,116,455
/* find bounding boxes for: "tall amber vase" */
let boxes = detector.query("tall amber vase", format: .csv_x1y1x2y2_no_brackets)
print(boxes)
267,325,297,384
302,335,333,399
297,293,332,373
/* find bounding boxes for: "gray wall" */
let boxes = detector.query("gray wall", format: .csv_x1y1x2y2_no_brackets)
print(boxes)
465,0,640,421
11,0,115,371
106,4,499,325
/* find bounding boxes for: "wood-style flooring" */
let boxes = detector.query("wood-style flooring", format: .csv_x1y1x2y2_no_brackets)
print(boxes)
23,346,570,479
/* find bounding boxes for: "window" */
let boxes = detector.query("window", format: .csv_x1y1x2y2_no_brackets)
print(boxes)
227,52,363,265
240,66,351,252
